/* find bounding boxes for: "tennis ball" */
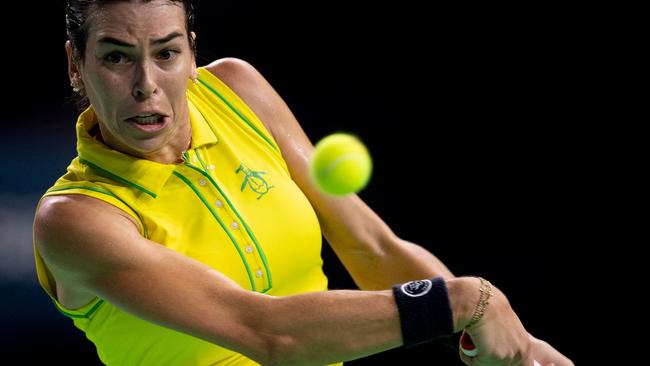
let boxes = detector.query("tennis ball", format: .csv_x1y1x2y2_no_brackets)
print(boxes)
309,133,372,196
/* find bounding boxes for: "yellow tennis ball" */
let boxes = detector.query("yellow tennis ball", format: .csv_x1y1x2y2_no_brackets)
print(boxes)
309,133,372,196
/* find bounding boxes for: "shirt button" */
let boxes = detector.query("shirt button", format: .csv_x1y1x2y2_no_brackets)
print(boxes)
198,178,206,186
215,200,223,208
255,269,263,278
208,165,215,170
231,222,239,230
245,245,253,254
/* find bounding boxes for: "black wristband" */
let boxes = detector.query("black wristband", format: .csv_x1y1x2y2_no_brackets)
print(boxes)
392,277,454,348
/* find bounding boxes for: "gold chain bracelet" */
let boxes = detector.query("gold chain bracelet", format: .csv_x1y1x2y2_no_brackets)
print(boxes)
467,277,493,328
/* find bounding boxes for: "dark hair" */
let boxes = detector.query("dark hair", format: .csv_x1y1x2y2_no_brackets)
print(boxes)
65,0,195,62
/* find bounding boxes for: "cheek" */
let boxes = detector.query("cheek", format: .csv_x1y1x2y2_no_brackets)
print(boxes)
96,81,119,104
85,74,131,125
88,73,124,106
165,74,191,103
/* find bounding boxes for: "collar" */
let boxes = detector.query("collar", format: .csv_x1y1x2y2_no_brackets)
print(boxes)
76,93,218,199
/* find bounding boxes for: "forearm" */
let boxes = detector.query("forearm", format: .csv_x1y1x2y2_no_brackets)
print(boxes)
389,238,455,281
257,290,401,365
254,278,473,365
334,236,455,291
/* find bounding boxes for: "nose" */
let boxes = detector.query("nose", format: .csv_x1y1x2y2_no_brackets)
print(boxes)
132,61,158,100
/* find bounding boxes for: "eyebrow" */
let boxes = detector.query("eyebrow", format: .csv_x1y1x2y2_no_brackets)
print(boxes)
97,31,184,47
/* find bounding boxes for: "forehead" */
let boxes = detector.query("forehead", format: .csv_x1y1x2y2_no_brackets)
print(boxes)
87,1,186,42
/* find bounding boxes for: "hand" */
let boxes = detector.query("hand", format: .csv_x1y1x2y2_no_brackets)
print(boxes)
529,333,574,366
457,281,535,366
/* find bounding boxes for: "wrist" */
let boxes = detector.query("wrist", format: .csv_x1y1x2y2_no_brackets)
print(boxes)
392,277,454,347
466,277,493,329
446,277,481,332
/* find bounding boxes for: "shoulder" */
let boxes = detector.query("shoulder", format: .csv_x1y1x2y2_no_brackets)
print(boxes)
35,194,140,239
35,194,109,239
203,58,285,136
34,195,141,273
204,57,261,87
203,57,278,109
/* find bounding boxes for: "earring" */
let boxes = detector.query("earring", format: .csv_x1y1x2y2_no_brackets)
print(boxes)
71,76,83,92
71,73,84,92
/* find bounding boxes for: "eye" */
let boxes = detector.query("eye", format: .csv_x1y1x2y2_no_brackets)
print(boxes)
157,49,179,61
104,52,128,64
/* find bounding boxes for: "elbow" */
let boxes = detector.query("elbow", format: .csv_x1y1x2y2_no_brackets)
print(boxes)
262,346,296,366
236,299,304,366
251,335,305,366
348,231,398,262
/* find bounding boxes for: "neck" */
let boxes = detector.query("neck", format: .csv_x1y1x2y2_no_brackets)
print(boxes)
139,127,192,164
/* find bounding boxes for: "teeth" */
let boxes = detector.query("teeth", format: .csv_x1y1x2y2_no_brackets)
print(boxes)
133,114,162,124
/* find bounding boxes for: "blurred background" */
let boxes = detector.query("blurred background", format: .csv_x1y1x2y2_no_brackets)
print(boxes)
1,0,590,364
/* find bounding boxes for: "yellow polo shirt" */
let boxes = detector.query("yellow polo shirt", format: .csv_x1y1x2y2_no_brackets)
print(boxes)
34,67,338,365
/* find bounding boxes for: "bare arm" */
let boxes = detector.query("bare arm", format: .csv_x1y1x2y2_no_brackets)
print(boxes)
35,195,483,365
205,59,574,366
206,58,454,291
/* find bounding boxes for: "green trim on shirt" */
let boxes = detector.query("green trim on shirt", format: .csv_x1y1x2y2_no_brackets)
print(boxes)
46,184,149,238
79,158,157,199
185,157,273,292
53,298,105,319
173,171,258,292
197,77,279,153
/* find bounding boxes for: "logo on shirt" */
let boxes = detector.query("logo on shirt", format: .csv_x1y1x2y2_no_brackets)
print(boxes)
235,163,274,200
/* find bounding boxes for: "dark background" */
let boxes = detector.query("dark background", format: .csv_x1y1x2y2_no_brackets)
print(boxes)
1,1,590,364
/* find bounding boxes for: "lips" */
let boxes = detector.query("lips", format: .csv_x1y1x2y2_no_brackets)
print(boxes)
124,112,171,133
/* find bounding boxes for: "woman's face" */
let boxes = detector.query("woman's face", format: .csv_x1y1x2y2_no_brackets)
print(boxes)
72,1,195,157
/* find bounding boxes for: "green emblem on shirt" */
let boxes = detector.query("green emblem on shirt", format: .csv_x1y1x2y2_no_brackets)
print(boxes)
235,163,274,200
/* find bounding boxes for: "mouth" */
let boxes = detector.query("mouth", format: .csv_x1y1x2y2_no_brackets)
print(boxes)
125,113,170,132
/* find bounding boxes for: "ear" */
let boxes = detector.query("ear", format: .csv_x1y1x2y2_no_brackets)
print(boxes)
65,40,82,88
